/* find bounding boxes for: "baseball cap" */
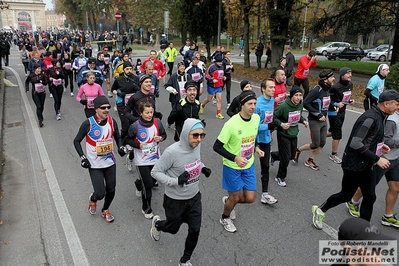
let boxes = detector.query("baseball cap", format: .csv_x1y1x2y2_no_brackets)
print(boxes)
378,89,399,103
338,217,394,241
376,64,389,73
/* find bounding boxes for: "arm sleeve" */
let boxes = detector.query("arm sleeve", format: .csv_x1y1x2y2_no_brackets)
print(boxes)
384,120,399,149
303,88,322,118
125,123,140,149
151,149,179,186
73,120,90,157
213,139,236,162
112,118,123,148
349,117,380,163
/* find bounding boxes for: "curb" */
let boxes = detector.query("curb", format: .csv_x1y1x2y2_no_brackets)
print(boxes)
0,70,4,178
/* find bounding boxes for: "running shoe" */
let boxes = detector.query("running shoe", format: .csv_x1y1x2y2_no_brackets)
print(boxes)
56,113,61,121
126,156,133,172
88,193,96,215
39,121,44,127
304,158,320,171
226,103,230,109
261,193,278,204
274,177,286,187
222,196,236,220
381,215,399,228
345,202,360,218
292,149,301,164
107,91,113,98
150,215,161,241
135,188,142,197
212,97,217,105
70,92,74,97
216,113,225,119
114,105,117,112
329,153,342,164
50,93,53,98
101,209,114,223
178,260,193,266
199,105,204,114
220,217,237,233
142,210,154,219
312,205,325,229
270,152,277,166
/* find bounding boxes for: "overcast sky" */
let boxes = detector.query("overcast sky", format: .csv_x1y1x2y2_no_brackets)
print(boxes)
44,0,53,10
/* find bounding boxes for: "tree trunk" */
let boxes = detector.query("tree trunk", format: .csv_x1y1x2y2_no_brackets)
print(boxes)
242,6,251,68
391,15,399,65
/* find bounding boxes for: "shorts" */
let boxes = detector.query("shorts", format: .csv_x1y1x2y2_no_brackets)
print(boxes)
309,119,327,149
375,158,399,184
207,85,223,95
222,163,256,192
328,112,345,140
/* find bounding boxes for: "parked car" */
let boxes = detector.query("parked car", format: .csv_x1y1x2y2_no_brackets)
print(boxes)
326,46,365,61
364,44,390,55
368,47,392,62
314,42,350,56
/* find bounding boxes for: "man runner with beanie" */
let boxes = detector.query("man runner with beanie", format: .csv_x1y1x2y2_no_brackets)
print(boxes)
226,80,252,117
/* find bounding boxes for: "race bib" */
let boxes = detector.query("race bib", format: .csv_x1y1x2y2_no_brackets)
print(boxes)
217,70,224,79
64,62,71,70
153,70,158,78
191,72,201,81
142,142,157,155
53,78,62,86
124,93,133,104
179,81,186,95
104,57,110,64
184,159,201,185
34,83,45,93
46,64,53,69
322,96,330,110
87,96,95,109
303,69,309,76
150,85,155,93
288,110,300,126
376,142,384,157
99,65,105,71
57,53,61,59
277,93,286,104
240,142,255,160
263,111,273,124
96,139,113,156
342,91,352,103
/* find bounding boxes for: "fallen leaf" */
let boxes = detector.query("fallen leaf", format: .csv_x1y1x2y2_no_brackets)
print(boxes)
0,220,3,225
5,241,12,245
41,169,47,172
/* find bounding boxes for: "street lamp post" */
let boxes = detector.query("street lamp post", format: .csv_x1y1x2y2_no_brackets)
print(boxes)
0,1,10,29
301,0,308,51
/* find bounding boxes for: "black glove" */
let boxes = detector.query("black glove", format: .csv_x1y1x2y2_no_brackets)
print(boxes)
154,111,163,120
200,119,206,128
80,99,87,105
268,121,278,131
155,90,159,98
80,155,91,169
117,91,126,98
118,146,127,157
178,171,190,185
202,167,211,177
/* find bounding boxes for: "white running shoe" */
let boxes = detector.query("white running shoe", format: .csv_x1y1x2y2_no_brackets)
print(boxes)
126,156,133,172
220,217,237,233
142,210,154,219
150,215,161,241
50,93,53,98
135,188,142,197
261,193,278,204
222,196,236,220
70,92,74,97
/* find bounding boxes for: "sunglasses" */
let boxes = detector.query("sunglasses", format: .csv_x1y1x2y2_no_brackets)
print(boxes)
190,133,206,139
103,49,108,51
99,105,112,110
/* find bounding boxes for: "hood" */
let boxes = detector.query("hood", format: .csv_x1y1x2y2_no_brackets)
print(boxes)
179,118,203,151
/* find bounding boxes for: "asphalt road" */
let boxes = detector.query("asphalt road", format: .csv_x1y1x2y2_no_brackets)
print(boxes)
0,46,398,266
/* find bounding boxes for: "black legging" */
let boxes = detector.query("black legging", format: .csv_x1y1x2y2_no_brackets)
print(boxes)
117,103,130,139
258,143,271,193
22,62,29,74
272,133,297,180
64,71,74,93
137,165,154,213
294,77,310,99
167,62,174,76
32,91,46,122
49,84,63,114
224,74,232,104
89,164,116,212
320,169,376,221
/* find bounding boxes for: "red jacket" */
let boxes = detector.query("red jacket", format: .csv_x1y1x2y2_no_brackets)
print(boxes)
140,59,166,78
274,81,287,109
295,55,316,79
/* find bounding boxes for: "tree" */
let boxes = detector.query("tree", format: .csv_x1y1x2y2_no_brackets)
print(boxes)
239,0,256,68
311,0,399,64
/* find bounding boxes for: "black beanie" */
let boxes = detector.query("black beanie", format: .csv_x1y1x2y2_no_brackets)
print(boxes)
123,61,133,69
240,90,257,105
139,74,152,86
240,80,251,91
289,85,303,97
93,96,110,109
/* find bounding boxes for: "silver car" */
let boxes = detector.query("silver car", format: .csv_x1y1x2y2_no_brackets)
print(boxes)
314,42,350,56
368,47,392,62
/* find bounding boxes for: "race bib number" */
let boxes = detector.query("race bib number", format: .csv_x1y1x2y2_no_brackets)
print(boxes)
34,83,45,93
46,64,53,69
263,111,273,124
342,91,352,103
217,70,224,79
240,142,255,160
142,142,157,155
104,57,110,64
57,53,61,59
64,62,71,70
303,69,309,76
179,81,186,95
124,93,133,104
53,78,62,86
277,93,286,104
99,65,105,71
87,96,95,109
322,96,330,110
376,142,384,157
288,111,300,126
191,72,201,81
153,70,158,78
150,85,155,93
96,139,113,156
184,159,201,185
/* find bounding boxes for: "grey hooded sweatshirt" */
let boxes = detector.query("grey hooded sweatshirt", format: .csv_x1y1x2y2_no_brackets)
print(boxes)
151,118,205,200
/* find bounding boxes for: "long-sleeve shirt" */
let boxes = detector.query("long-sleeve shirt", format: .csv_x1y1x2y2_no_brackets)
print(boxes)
295,55,316,79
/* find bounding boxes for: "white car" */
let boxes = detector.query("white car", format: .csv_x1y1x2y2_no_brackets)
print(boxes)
368,48,392,62
314,42,350,56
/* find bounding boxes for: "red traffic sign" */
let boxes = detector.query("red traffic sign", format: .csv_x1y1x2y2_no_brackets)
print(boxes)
115,12,121,20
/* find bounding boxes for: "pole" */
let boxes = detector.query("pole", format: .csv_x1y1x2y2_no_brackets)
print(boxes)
301,0,308,52
86,11,89,30
217,0,222,46
117,20,119,34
